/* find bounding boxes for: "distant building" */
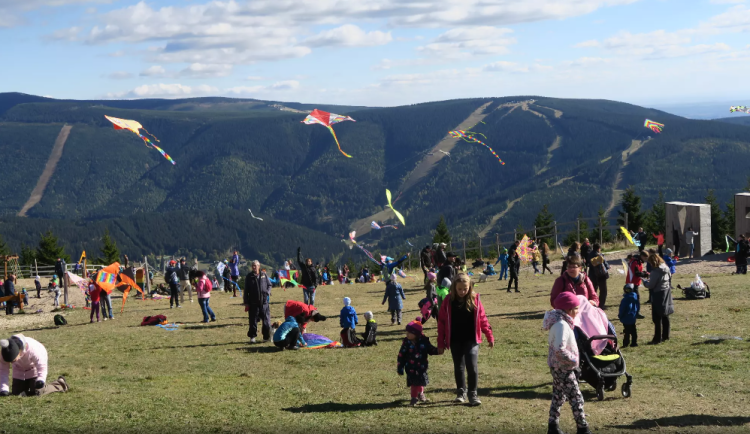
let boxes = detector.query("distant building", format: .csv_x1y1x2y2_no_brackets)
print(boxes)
665,202,711,258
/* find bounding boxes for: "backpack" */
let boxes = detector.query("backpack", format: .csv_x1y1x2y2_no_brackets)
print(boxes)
589,255,609,279
54,314,67,326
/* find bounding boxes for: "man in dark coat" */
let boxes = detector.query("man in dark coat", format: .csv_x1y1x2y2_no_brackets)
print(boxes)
434,243,448,268
735,234,749,275
580,239,592,267
297,247,318,305
420,245,433,284
54,258,66,282
244,260,272,343
635,228,648,253
4,274,16,315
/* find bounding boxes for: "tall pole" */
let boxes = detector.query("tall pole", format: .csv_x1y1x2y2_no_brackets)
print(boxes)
554,221,558,253
577,219,581,243
599,217,603,244
35,259,38,277
63,267,69,306
496,233,500,257
478,237,482,260
462,239,467,265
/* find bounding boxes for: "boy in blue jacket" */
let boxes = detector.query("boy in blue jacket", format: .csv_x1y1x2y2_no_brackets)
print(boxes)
618,284,639,347
495,248,509,280
273,316,307,350
662,248,677,274
340,297,362,347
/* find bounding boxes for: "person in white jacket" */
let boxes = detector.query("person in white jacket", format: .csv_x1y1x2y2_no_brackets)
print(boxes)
542,293,591,434
0,334,68,397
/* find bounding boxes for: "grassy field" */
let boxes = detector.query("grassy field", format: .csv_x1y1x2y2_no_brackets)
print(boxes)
1,269,749,434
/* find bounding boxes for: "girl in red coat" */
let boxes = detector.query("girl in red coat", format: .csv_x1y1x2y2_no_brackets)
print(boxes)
437,273,494,406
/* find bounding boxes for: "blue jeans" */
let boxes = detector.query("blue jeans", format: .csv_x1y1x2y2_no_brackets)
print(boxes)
499,264,508,280
198,298,215,322
689,243,695,257
303,287,316,305
100,292,114,318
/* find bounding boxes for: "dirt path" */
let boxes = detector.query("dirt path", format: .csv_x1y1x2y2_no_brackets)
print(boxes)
478,196,524,238
18,125,72,217
604,138,650,216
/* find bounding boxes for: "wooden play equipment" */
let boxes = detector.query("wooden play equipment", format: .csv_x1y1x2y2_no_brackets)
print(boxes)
1,255,21,280
0,292,25,311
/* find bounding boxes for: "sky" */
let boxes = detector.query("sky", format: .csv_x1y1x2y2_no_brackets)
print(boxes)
1,0,749,107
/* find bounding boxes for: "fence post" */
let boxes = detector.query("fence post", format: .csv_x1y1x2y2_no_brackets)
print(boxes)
35,259,38,276
496,233,500,257
478,237,482,260
625,213,629,234
553,221,558,253
514,229,517,242
144,256,151,295
534,225,537,241
63,269,69,306
577,219,581,243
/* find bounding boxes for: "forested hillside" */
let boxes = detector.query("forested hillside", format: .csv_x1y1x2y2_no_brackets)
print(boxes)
1,92,749,261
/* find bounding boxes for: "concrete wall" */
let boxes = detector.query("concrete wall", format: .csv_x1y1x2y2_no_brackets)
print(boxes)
734,193,750,237
664,202,711,258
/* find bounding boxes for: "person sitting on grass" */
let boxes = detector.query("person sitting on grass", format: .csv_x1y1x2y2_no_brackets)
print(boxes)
362,311,378,346
397,318,439,406
1,334,69,397
272,316,307,350
340,297,362,347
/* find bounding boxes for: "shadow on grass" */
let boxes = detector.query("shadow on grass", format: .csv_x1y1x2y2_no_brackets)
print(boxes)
149,341,248,350
182,323,244,330
429,383,551,399
487,311,546,321
283,400,404,413
609,415,750,429
12,322,90,333
236,346,283,354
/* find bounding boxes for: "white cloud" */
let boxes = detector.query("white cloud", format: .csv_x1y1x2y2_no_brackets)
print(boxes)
245,76,265,81
418,26,516,58
305,24,392,47
0,0,101,28
106,83,219,99
140,65,167,77
482,61,529,72
710,0,744,4
45,26,81,41
106,71,133,79
371,58,434,70
179,63,233,78
227,80,300,94
576,30,731,59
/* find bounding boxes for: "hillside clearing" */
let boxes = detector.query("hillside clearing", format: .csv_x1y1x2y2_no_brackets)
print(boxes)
17,124,71,217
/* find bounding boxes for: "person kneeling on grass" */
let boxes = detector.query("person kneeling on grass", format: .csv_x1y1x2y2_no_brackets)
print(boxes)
397,318,439,406
273,316,307,350
543,293,591,434
362,311,378,346
340,297,362,347
1,334,69,397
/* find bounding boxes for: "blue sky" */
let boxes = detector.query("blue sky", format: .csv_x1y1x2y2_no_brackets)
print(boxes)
1,0,749,107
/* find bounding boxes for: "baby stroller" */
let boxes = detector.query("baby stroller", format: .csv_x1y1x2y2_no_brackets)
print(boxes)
572,295,633,401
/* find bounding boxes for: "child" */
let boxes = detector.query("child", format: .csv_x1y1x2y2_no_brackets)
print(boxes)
618,284,638,347
627,251,649,318
662,248,677,274
483,263,497,276
34,276,42,299
340,297,362,347
436,278,450,311
543,292,591,434
495,248,509,280
418,294,438,324
362,311,378,346
382,277,406,326
424,272,437,300
195,271,216,323
437,273,494,406
532,248,542,274
507,250,520,293
397,318,439,406
272,316,307,350
87,281,101,323
1,334,69,396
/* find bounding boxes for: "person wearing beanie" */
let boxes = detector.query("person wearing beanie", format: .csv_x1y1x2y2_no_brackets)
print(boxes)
397,318,439,406
618,284,639,347
34,276,42,299
542,293,591,434
424,272,437,300
436,278,451,311
361,311,378,346
382,278,406,326
1,334,68,397
165,260,181,308
340,297,362,347
495,247,509,280
662,248,677,275
437,273,494,406
272,316,307,350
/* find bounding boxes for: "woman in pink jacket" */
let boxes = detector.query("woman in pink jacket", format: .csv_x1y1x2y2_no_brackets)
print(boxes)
549,256,599,309
194,271,216,323
437,273,494,406
1,334,68,397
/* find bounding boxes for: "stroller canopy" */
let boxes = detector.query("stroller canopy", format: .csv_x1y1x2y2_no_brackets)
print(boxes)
573,295,610,355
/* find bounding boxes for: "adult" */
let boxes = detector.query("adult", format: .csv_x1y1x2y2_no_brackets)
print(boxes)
549,256,599,308
509,240,521,255
177,258,197,304
437,253,457,286
420,245,433,284
671,227,681,258
221,260,232,293
541,243,554,274
283,300,327,334
244,261,272,343
580,239,592,267
99,284,114,321
587,243,610,309
54,258,66,283
435,243,448,268
735,234,749,275
634,228,648,253
297,247,318,306
229,251,241,298
165,260,181,309
561,243,581,276
685,227,699,259
3,275,16,315
1,334,68,397
643,254,674,344
652,232,665,256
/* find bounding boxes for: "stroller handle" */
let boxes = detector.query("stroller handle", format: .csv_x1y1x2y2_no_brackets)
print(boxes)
587,334,617,344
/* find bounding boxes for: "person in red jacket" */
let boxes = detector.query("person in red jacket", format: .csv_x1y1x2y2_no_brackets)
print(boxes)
283,300,327,334
626,251,649,319
437,273,494,406
549,256,599,308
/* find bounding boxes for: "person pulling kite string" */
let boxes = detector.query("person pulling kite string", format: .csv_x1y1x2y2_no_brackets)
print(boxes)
302,109,355,158
104,116,176,165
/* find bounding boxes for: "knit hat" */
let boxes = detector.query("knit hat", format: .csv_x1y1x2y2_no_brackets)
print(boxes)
665,248,673,255
364,311,373,321
553,292,580,311
427,272,437,281
623,283,635,293
1,337,22,363
406,318,423,336
440,278,452,288
343,297,351,306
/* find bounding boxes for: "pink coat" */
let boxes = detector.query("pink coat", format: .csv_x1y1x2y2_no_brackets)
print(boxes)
195,276,213,299
0,334,48,394
437,293,494,350
550,273,599,308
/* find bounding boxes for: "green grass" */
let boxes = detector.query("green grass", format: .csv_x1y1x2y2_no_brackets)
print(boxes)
1,270,749,433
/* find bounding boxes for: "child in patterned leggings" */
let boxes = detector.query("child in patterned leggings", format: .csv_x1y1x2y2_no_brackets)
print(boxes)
543,292,591,434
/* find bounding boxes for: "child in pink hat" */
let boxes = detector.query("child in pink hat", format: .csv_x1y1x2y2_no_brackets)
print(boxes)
396,318,439,406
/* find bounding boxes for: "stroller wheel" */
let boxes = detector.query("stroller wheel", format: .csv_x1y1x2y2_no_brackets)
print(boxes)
621,383,631,398
596,386,605,401
605,380,617,392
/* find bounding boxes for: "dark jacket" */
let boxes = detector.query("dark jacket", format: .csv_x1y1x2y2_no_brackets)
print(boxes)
436,262,455,285
636,231,648,247
382,281,406,311
363,320,378,346
397,335,439,387
736,240,749,265
420,248,432,270
165,265,180,285
297,250,317,289
580,243,592,264
508,254,520,276
588,253,610,280
3,280,15,297
243,271,272,306
644,264,674,317
54,259,66,277
435,249,447,267
176,263,195,281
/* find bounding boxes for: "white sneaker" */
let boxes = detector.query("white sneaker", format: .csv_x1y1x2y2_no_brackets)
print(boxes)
250,338,256,343
103,318,108,321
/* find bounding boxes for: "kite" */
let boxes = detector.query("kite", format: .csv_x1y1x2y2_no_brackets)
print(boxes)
301,333,342,349
407,240,414,247
354,243,381,266
385,189,406,226
349,231,357,244
119,266,144,312
730,106,750,114
66,271,88,293
644,119,664,134
104,115,176,165
726,235,737,253
449,129,505,165
301,109,355,158
278,270,304,289
517,235,533,262
371,221,398,230
371,221,381,230
620,227,636,246
95,263,121,295
248,209,263,221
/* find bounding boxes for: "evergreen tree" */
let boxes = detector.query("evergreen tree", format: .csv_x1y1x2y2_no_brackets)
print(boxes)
433,215,452,244
100,229,121,264
533,204,555,246
564,212,589,245
19,244,36,267
617,186,645,232
0,234,9,257
725,198,735,238
645,191,666,235
597,206,613,243
706,189,728,250
36,230,70,265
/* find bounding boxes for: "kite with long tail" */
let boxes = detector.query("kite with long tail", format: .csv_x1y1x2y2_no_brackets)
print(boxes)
449,129,505,165
385,189,406,226
730,106,750,114
105,116,176,165
644,119,664,134
371,221,398,230
302,109,355,158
